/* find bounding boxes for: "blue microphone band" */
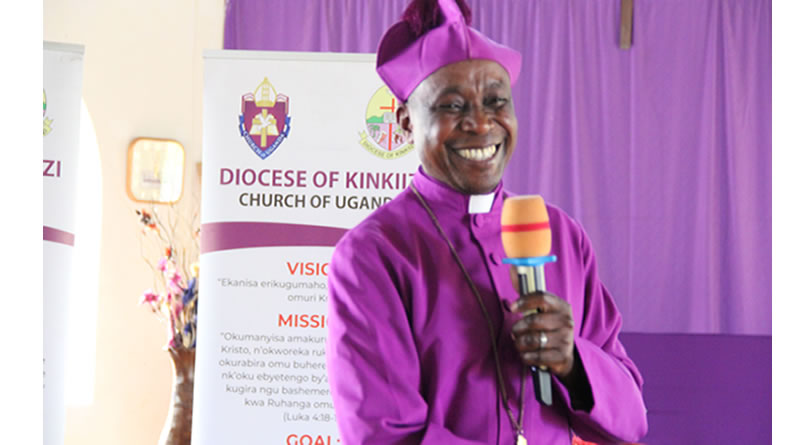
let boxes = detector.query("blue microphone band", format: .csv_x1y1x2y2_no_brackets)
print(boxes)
501,255,557,267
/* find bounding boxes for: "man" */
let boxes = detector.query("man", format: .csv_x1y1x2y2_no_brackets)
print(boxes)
325,0,648,443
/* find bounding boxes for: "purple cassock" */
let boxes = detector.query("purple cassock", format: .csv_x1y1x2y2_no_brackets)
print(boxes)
326,168,648,444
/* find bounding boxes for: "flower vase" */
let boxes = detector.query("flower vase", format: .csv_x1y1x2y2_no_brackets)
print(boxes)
158,347,195,445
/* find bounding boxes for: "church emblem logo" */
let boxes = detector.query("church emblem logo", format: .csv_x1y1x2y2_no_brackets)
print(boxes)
358,86,414,159
43,89,54,136
239,77,291,160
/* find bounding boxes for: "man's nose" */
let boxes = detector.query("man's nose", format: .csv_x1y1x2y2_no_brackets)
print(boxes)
460,107,492,134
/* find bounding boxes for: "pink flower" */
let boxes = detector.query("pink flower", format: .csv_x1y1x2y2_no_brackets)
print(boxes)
167,271,183,293
140,289,159,305
157,257,168,272
173,301,184,319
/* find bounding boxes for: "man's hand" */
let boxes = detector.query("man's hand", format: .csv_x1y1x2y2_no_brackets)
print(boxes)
510,290,576,380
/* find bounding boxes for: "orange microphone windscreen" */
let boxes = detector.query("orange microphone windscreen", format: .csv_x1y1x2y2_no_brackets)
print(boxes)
501,195,551,258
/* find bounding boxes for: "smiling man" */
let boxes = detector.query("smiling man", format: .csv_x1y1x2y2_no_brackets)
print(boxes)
325,1,648,444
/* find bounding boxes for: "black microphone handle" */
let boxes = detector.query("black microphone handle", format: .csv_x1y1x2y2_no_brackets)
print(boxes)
517,265,553,406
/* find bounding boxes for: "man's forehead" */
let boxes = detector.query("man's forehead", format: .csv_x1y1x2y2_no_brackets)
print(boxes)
413,60,510,98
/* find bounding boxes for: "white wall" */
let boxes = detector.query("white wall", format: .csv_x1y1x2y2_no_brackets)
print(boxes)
43,1,225,443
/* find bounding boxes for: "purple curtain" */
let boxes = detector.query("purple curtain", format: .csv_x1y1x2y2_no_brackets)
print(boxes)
224,0,771,335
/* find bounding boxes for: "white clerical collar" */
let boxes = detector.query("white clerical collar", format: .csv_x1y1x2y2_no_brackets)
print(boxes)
468,193,495,214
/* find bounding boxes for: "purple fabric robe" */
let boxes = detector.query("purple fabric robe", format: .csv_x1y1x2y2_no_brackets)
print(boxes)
326,169,648,444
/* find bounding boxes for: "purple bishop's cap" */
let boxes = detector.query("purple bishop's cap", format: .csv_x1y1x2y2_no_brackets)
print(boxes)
376,0,522,102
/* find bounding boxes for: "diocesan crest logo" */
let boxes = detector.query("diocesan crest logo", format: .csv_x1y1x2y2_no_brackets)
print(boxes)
239,77,291,159
43,89,54,136
358,86,414,159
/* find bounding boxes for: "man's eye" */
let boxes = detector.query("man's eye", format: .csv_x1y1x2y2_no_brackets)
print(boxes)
486,97,508,108
438,103,464,111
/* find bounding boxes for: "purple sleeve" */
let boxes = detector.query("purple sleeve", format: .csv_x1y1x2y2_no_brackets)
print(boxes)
551,223,649,443
325,228,485,445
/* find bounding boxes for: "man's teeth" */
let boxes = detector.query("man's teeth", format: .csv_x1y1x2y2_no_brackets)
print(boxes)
457,145,497,161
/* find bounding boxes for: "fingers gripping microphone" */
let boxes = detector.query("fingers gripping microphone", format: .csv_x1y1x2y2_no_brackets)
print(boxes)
501,195,558,406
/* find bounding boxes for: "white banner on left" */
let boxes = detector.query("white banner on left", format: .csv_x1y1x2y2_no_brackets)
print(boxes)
43,41,84,445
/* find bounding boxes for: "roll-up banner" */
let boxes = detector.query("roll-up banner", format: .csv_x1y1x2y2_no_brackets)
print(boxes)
43,41,84,445
195,50,419,444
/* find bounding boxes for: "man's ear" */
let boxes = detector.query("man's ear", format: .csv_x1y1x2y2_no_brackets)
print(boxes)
396,103,413,142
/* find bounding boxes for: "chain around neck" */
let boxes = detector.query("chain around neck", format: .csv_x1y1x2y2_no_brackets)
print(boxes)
410,183,527,440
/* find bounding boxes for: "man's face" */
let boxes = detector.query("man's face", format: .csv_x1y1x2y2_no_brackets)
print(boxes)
398,59,518,195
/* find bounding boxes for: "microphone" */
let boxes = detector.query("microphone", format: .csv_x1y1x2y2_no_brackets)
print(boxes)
501,195,557,406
